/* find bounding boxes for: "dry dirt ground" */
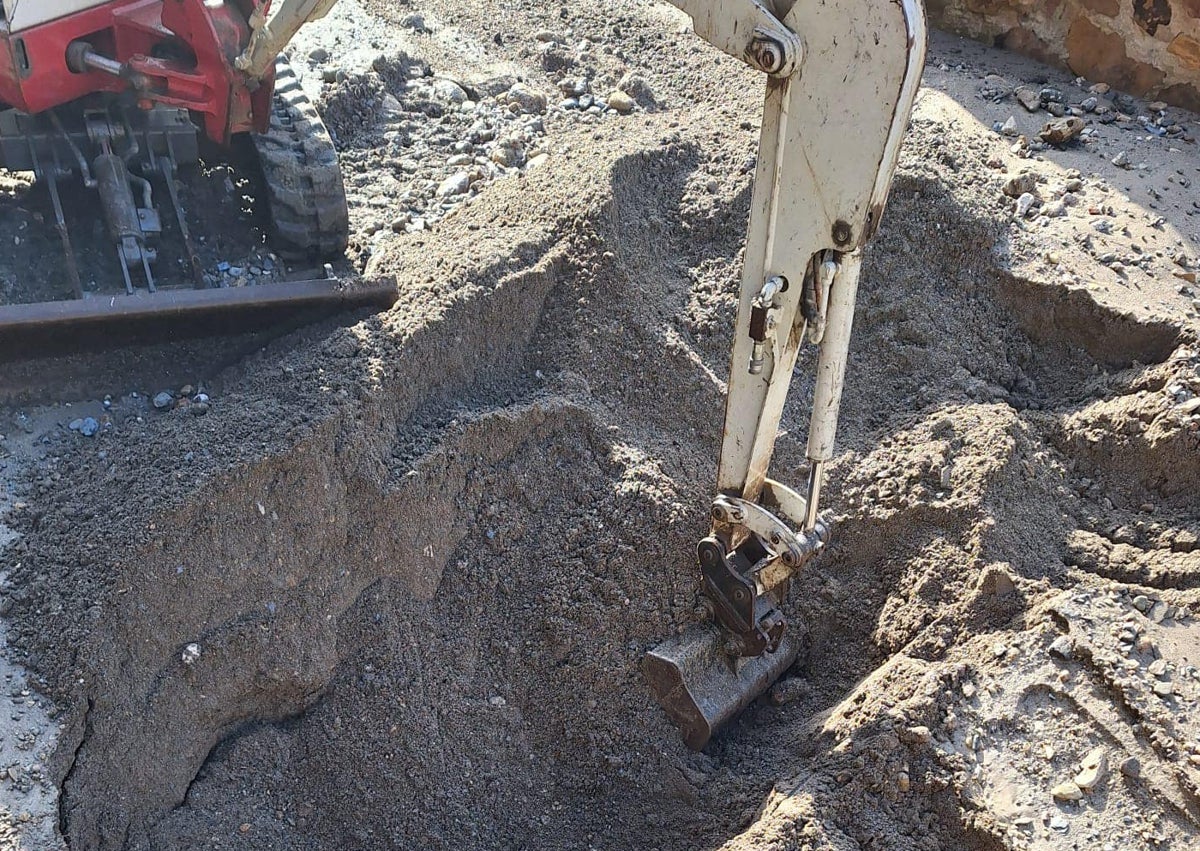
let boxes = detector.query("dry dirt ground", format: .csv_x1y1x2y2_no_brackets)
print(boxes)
2,1,1200,850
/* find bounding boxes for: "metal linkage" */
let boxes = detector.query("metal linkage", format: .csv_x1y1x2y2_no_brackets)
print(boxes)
236,0,340,81
699,493,827,656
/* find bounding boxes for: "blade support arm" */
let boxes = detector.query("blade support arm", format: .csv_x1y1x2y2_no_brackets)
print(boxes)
235,0,340,81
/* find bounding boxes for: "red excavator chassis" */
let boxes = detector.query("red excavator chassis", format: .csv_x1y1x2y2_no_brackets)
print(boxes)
0,1,376,348
0,0,274,145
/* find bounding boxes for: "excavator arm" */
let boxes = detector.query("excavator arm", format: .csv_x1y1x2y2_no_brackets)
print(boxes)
236,0,340,81
645,0,927,749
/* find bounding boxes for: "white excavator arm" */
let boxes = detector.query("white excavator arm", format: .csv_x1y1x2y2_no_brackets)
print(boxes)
646,0,927,749
235,0,340,81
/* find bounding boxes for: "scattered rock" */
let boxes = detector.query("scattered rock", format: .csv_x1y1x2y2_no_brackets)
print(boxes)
1038,117,1084,146
1111,150,1130,168
1003,173,1036,197
153,392,174,410
181,643,202,665
1051,780,1083,801
901,725,933,745
1015,86,1041,112
505,84,547,114
616,73,652,104
1039,86,1065,105
432,78,470,104
1112,93,1137,114
1000,116,1019,136
979,74,1013,99
1074,747,1107,791
436,172,471,197
400,13,429,33
476,75,517,98
1120,757,1141,779
1016,192,1038,218
1049,635,1075,660
607,90,635,114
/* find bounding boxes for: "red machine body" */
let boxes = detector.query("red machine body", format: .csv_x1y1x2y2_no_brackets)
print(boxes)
0,0,274,144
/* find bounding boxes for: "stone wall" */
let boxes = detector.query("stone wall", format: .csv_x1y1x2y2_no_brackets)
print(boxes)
928,0,1200,111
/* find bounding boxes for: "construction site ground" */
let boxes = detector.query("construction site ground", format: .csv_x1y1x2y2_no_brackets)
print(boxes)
2,1,1200,849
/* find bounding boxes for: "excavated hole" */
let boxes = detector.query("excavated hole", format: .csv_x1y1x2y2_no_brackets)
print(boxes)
144,403,738,849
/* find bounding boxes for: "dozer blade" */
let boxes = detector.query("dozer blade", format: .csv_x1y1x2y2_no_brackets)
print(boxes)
0,277,397,358
644,623,801,750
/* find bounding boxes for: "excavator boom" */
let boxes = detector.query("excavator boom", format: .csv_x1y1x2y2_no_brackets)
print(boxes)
646,0,927,749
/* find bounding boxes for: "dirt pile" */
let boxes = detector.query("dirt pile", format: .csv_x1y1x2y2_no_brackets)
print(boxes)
1,2,1199,850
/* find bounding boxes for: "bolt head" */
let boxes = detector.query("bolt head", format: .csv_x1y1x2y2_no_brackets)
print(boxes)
749,37,785,74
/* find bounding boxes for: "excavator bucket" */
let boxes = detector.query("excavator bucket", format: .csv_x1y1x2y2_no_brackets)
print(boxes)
644,623,802,750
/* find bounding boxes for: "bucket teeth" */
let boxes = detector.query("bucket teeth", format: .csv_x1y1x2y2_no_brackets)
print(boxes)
644,622,801,750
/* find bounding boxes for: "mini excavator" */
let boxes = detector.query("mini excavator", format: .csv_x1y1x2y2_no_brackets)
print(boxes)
0,0,926,749
643,0,926,748
0,0,392,336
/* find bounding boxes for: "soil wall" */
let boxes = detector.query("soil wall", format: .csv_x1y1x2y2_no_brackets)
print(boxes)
929,0,1200,110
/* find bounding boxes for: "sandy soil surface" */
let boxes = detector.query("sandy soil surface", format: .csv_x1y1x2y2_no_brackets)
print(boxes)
1,1,1199,849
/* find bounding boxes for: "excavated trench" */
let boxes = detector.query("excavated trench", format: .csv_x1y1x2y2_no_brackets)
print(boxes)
3,109,1196,851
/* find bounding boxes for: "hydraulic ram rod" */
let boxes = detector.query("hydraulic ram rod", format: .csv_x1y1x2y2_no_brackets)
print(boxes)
804,252,862,529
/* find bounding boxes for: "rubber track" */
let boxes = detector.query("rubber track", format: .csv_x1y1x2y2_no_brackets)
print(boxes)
253,57,350,262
